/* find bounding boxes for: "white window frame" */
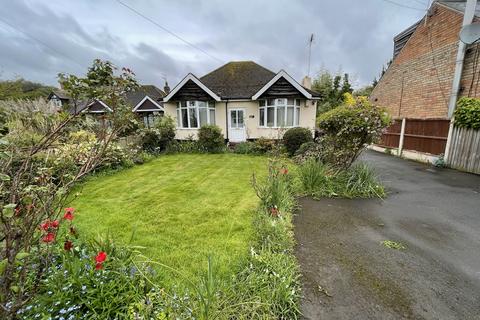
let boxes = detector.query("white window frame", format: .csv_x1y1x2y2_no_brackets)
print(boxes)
176,101,215,129
258,98,301,128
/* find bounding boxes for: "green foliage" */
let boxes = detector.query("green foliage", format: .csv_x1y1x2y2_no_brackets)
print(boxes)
251,159,295,214
283,127,313,156
20,237,155,319
0,78,55,101
354,85,374,97
139,115,176,153
317,98,391,169
381,240,406,250
454,97,480,130
233,141,257,154
312,69,353,114
297,160,386,199
198,125,225,153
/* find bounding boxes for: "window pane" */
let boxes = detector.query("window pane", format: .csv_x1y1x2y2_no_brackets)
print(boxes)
277,98,286,105
238,111,244,128
287,98,294,106
259,100,266,107
181,108,188,127
208,101,215,108
189,107,198,127
198,101,207,108
286,106,294,126
209,109,215,124
267,98,275,106
230,110,237,127
267,107,275,127
295,107,300,126
259,108,265,126
199,107,208,126
177,109,181,127
295,99,301,106
189,101,195,107
277,106,285,127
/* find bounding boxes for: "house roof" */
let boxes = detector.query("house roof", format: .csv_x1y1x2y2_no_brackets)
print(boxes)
49,89,70,100
393,1,480,58
200,61,277,99
438,0,480,16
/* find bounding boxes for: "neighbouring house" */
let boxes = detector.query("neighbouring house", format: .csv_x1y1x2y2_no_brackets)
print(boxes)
370,0,480,156
47,84,168,128
162,61,321,142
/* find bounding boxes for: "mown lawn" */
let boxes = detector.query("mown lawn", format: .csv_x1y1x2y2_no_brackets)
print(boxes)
72,154,267,282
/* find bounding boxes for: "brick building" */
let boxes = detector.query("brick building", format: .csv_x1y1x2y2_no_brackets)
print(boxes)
371,0,480,119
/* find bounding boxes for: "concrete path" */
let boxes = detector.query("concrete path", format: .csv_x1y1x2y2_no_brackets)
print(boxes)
294,151,480,319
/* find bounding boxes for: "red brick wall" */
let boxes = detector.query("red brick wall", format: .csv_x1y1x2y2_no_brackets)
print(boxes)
371,3,480,119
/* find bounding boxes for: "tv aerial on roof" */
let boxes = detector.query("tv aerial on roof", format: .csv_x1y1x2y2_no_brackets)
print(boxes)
460,23,480,44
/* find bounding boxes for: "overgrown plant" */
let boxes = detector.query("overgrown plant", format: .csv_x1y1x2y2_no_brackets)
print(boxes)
454,97,480,130
0,59,138,318
316,97,391,169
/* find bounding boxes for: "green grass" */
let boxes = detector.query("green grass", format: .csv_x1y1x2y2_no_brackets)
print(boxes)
71,154,267,283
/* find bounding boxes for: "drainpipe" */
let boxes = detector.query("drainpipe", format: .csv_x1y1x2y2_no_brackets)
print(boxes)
445,0,477,162
447,0,477,118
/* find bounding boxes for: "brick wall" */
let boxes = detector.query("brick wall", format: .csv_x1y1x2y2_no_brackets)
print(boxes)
371,3,480,119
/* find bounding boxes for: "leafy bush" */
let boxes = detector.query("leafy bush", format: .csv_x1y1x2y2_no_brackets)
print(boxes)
297,159,386,199
165,139,203,154
253,137,276,154
233,141,257,154
282,127,313,156
139,116,176,153
316,98,391,169
198,125,225,153
454,97,480,130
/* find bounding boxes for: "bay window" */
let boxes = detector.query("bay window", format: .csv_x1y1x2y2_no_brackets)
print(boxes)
176,101,215,128
259,98,301,127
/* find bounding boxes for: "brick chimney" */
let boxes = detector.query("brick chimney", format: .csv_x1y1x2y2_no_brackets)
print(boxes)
163,81,170,94
301,76,311,89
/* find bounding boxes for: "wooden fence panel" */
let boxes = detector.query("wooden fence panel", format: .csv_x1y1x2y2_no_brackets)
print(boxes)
378,119,402,149
378,119,450,155
446,127,480,174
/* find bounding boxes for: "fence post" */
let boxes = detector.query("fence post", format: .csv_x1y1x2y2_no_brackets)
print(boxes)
444,117,455,163
398,118,406,156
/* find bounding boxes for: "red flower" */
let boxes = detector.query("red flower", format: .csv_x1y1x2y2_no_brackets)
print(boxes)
40,221,49,231
51,220,59,228
95,251,107,264
281,168,288,175
63,207,75,221
64,240,73,251
15,207,21,216
42,232,55,243
95,263,103,270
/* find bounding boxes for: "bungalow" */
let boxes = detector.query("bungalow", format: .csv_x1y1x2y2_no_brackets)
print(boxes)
47,84,167,128
162,61,321,142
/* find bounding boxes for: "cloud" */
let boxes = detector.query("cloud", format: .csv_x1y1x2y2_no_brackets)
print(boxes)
0,0,425,88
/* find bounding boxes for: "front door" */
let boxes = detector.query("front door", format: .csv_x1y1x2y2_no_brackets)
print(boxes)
228,108,246,142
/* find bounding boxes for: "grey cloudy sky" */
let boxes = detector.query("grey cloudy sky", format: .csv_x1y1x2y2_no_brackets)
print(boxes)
0,0,427,89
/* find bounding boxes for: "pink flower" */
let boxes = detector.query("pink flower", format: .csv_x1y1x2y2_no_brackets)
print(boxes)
95,263,103,270
51,220,59,228
270,207,279,217
63,207,75,221
42,233,55,243
40,221,50,231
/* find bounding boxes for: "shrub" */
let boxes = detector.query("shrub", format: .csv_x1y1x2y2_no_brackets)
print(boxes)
282,127,313,156
297,160,386,199
233,141,257,154
454,97,480,130
198,125,225,153
253,137,276,154
165,139,202,154
316,98,391,169
139,116,176,153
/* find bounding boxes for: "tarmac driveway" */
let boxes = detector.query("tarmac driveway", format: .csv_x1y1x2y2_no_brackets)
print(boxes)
294,150,480,319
